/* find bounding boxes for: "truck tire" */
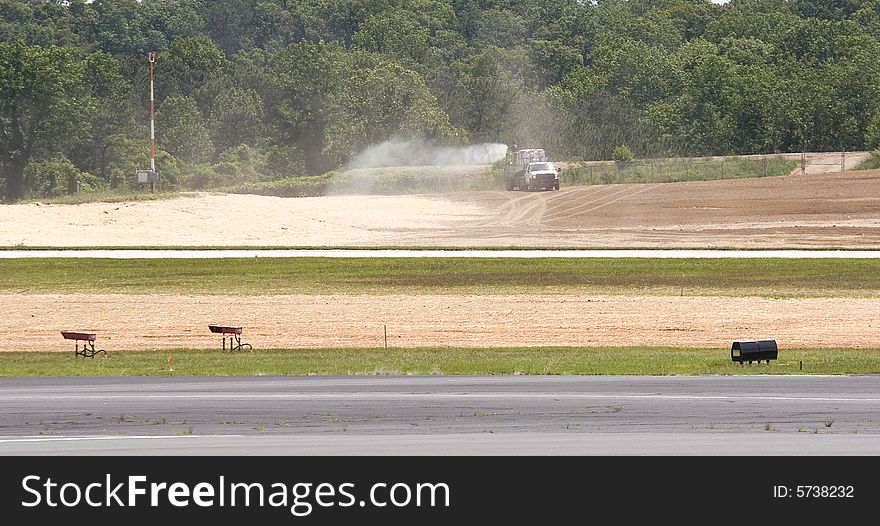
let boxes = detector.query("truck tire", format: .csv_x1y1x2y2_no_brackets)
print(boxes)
554,182,560,190
506,179,514,191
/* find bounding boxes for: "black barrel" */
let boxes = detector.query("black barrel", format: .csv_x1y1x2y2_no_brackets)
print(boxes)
731,340,778,364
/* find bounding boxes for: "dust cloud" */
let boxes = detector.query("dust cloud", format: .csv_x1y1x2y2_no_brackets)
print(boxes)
346,139,508,168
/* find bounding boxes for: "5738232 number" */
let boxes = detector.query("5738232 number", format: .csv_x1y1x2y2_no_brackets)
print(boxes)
796,486,854,498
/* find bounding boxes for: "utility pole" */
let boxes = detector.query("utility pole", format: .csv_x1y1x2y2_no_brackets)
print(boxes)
148,51,157,193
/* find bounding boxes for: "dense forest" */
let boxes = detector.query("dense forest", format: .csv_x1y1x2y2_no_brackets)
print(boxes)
2,0,880,201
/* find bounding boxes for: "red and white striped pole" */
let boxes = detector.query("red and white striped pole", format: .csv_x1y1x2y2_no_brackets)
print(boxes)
148,52,156,176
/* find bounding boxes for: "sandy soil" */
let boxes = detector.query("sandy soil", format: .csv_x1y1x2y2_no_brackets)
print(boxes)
7,293,879,352
796,151,870,174
0,193,484,247
3,168,880,248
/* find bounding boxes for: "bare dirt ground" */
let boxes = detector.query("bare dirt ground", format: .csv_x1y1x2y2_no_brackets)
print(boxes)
448,168,880,248
2,168,880,248
6,293,880,352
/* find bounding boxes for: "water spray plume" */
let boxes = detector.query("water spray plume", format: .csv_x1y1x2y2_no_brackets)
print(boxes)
347,139,508,169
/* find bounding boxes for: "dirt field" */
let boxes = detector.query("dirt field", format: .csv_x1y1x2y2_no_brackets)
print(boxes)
4,164,880,352
6,293,879,352
2,168,880,248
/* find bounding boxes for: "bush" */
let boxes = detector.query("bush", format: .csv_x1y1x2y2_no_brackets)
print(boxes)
613,144,634,170
77,171,104,192
228,167,500,197
855,149,880,171
866,109,880,150
229,175,333,197
214,144,267,183
184,164,233,190
23,156,92,198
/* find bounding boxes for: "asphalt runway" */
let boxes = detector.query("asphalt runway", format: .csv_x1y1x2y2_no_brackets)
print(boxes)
1,375,879,455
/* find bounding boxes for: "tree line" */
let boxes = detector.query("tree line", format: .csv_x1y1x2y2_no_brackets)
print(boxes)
2,0,880,201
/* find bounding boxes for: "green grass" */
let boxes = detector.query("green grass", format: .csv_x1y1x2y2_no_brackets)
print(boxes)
22,190,195,205
562,156,797,186
855,152,880,170
2,257,880,297
227,167,500,197
1,347,878,376
0,245,861,251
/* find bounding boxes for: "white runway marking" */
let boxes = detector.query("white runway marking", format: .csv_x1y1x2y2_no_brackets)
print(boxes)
1,249,880,258
0,435,226,443
2,393,878,403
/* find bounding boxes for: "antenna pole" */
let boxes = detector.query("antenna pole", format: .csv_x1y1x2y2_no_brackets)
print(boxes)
148,51,156,192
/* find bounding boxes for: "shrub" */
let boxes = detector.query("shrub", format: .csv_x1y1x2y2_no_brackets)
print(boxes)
23,156,90,198
613,144,634,170
866,109,880,150
855,149,880,171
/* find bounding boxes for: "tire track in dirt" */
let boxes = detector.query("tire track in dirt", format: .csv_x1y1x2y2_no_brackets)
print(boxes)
570,184,662,215
477,185,620,230
471,192,534,227
474,192,547,227
541,184,653,223
540,185,618,220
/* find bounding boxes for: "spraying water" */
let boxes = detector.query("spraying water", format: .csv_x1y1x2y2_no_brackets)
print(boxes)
327,140,509,195
346,139,508,169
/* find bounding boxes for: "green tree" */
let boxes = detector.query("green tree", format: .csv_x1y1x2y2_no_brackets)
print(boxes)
159,34,225,101
267,42,349,174
203,0,256,54
589,36,681,106
528,39,582,89
155,95,213,163
323,61,460,167
210,88,264,152
866,106,880,150
0,42,93,201
23,155,89,198
73,51,135,186
352,12,432,69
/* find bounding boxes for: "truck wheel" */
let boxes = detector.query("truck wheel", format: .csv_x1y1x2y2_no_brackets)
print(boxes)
506,180,514,191
554,182,560,190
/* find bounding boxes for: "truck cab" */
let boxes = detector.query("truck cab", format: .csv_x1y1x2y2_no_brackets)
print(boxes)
523,162,560,191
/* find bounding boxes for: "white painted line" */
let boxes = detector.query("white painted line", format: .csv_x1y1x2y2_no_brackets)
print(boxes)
1,393,878,403
1,249,880,259
0,435,240,443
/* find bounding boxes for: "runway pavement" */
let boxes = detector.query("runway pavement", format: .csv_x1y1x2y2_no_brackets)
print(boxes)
1,375,879,455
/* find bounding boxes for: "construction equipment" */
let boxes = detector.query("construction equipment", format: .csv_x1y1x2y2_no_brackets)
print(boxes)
504,148,560,191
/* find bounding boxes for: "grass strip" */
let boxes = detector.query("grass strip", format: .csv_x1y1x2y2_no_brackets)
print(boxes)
0,246,868,251
2,257,880,297
1,347,878,377
562,157,797,185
